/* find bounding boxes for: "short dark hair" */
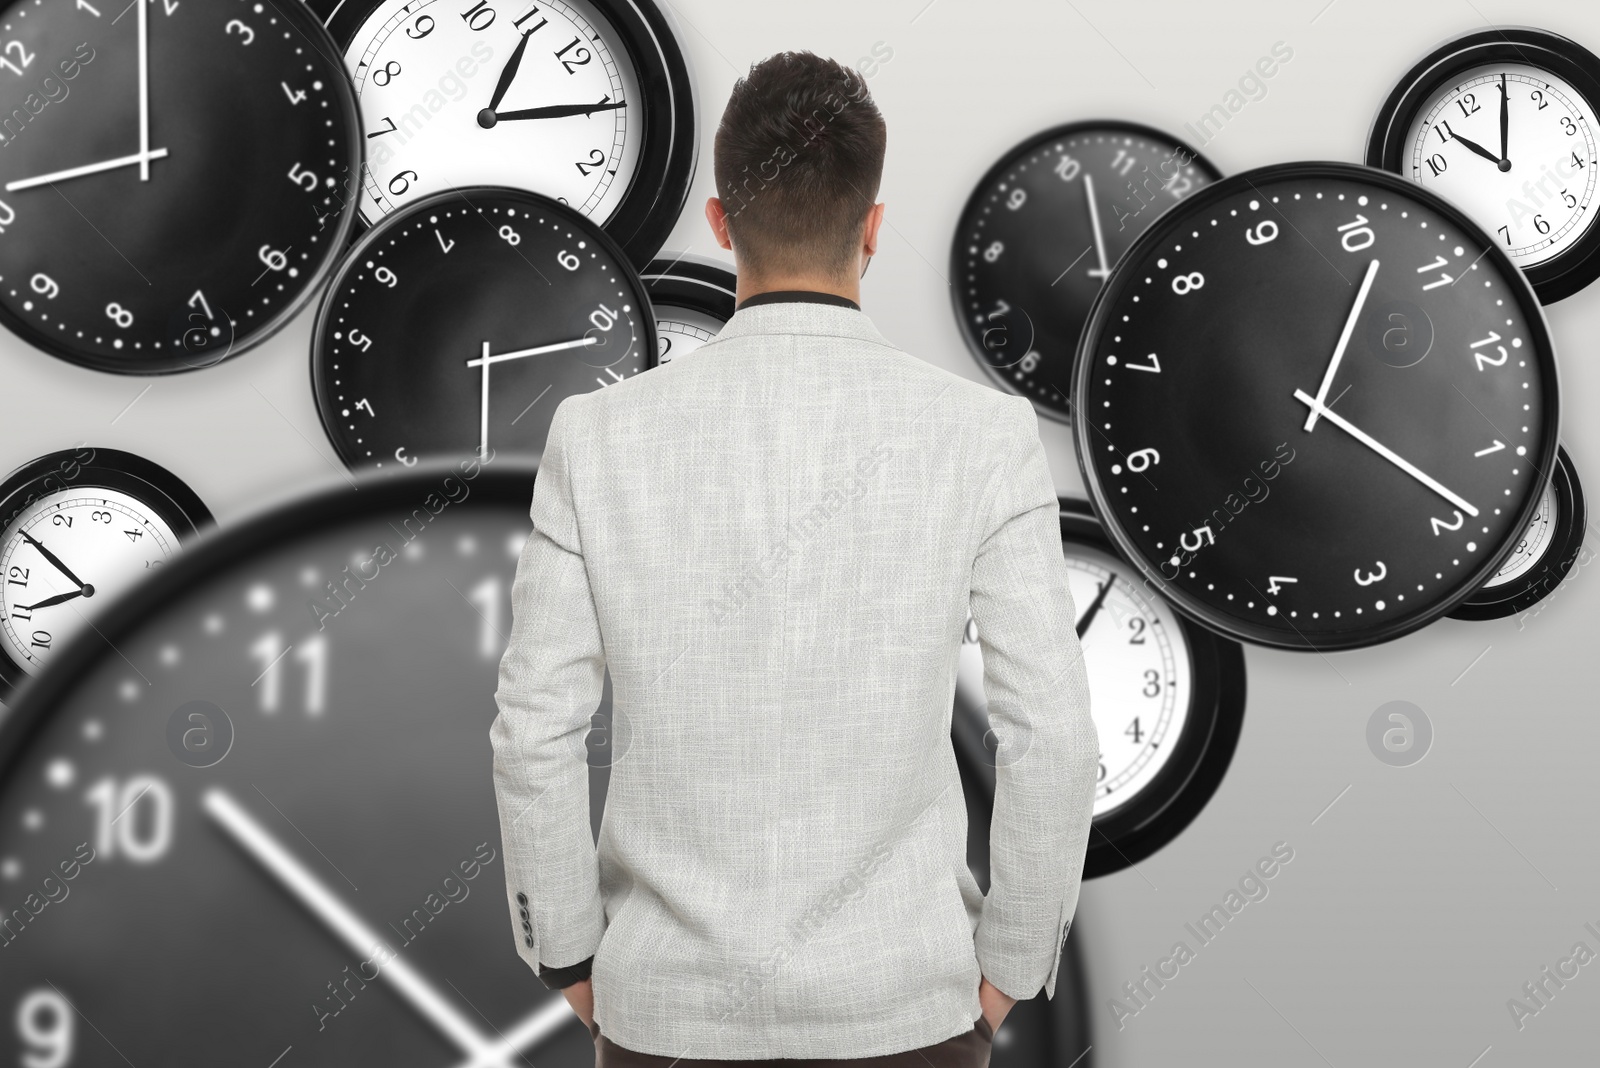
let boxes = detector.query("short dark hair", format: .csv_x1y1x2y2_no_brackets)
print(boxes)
713,51,886,278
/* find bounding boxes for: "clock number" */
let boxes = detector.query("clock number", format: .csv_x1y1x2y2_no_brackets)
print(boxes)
86,775,173,863
1141,670,1160,698
1456,92,1479,118
1571,150,1586,171
29,628,49,650
388,169,417,196
368,115,397,138
1561,188,1577,209
1266,575,1297,595
224,18,253,45
514,6,549,32
77,0,101,12
1170,271,1204,295
1166,173,1193,199
1424,153,1447,177
1433,118,1455,145
1244,220,1278,245
498,224,521,246
258,244,288,272
395,446,418,466
372,60,401,87
6,564,27,586
1126,617,1146,644
296,635,327,716
469,576,503,658
1111,148,1137,176
374,266,398,288
1534,214,1550,235
51,513,72,526
575,148,605,176
460,0,495,30
355,398,376,416
1018,350,1039,372
159,0,177,13
554,36,591,74
0,197,15,235
250,632,325,715
1430,510,1464,535
1353,561,1387,586
1125,447,1160,472
1415,255,1452,289
1561,116,1577,136
1178,525,1214,553
287,161,317,192
29,273,57,299
1531,89,1549,110
435,228,455,254
347,328,373,352
16,988,73,1068
280,81,306,105
557,249,580,270
589,303,617,331
1474,439,1505,457
1125,352,1160,373
407,13,435,37
0,39,35,75
1497,224,1510,245
982,241,1003,263
1474,345,1508,370
1053,154,1080,182
1337,214,1374,252
1006,187,1026,211
104,302,132,328
188,289,213,321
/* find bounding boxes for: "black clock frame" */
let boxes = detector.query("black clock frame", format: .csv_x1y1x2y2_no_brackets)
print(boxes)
316,0,697,269
1365,26,1600,303
950,499,1247,879
0,446,213,699
642,253,737,324
1072,160,1561,651
1449,444,1587,620
949,119,1222,425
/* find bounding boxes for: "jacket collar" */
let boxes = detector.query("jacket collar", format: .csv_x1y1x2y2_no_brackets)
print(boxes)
708,301,894,348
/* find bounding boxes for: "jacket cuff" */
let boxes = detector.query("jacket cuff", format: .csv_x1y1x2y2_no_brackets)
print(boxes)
537,955,594,990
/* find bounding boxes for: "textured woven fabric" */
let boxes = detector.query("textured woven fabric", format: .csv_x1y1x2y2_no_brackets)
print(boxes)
490,302,1097,1059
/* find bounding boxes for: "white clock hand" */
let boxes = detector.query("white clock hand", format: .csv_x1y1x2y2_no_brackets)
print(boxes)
1303,258,1379,431
465,336,598,369
452,999,577,1068
1084,172,1111,282
1292,389,1479,516
138,0,150,180
4,149,172,192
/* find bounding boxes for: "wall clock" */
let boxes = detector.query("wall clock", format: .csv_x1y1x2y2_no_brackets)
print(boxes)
953,499,1245,877
1367,27,1600,303
310,186,656,472
0,446,211,701
0,460,1091,1067
315,0,695,267
1073,161,1560,651
1449,444,1586,620
641,253,734,364
951,121,1220,424
0,0,361,373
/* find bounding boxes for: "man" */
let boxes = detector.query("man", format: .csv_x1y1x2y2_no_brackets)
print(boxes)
490,50,1097,1067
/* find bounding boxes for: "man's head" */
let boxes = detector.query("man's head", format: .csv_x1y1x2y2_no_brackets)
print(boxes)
707,51,887,289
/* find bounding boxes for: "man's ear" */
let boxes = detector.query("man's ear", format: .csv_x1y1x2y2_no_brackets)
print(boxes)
705,197,734,252
862,202,885,258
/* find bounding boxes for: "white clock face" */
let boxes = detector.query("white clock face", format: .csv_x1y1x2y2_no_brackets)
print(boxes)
1483,479,1556,587
343,0,644,226
1407,63,1600,267
654,306,724,365
1,489,182,675
957,543,1193,818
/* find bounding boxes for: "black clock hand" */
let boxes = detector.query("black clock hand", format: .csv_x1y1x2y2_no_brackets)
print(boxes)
1498,73,1511,170
495,99,627,122
1075,580,1112,638
1448,129,1503,166
487,26,535,113
19,531,88,589
20,587,93,611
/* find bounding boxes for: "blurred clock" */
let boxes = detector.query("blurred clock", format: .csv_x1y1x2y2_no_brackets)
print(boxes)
1450,445,1586,620
0,0,361,372
954,499,1245,877
641,253,734,364
0,461,1091,1067
0,446,211,701
1367,27,1600,302
315,0,696,266
309,186,656,471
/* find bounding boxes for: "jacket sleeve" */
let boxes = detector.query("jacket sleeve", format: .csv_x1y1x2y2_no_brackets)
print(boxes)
968,395,1099,1002
490,395,607,989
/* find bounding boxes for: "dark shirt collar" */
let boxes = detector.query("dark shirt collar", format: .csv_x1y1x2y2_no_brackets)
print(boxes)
735,289,860,312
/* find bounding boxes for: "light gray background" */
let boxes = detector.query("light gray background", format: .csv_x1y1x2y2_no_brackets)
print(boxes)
1,0,1596,1062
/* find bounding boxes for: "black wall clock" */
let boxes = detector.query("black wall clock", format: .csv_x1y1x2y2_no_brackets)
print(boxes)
1449,444,1586,620
1367,27,1600,303
0,459,1092,1066
0,446,211,701
1074,161,1560,651
315,0,695,267
951,121,1220,424
310,185,656,472
641,252,734,365
0,0,361,373
953,499,1245,877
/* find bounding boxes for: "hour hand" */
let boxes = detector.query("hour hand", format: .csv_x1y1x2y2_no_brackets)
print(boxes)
1448,130,1502,166
20,588,91,611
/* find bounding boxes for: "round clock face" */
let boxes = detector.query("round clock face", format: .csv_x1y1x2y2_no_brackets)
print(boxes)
1074,162,1560,650
321,0,695,266
952,121,1220,424
953,500,1245,877
641,254,734,365
311,186,656,472
1369,28,1600,302
0,0,360,373
0,462,1090,1066
0,447,210,698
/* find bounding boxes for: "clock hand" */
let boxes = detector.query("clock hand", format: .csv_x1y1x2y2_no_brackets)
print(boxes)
1084,172,1112,282
19,531,89,589
452,1000,578,1068
20,587,94,611
1302,258,1378,432
1075,579,1112,638
1292,389,1479,516
1447,129,1502,167
4,148,172,192
494,99,627,122
465,336,597,368
137,0,150,180
486,25,535,115
201,788,501,1060
479,341,491,463
1498,73,1510,169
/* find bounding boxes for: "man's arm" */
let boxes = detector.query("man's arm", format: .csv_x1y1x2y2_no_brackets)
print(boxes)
968,395,1099,1002
489,395,608,992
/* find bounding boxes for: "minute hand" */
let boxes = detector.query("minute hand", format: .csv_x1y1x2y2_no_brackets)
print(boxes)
496,100,626,121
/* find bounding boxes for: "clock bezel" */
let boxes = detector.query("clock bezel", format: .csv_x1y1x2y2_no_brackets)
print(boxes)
1365,26,1600,304
948,119,1222,427
1072,160,1562,651
315,0,697,269
641,252,736,326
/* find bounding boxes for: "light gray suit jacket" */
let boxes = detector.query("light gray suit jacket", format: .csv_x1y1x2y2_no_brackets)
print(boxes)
490,299,1098,1058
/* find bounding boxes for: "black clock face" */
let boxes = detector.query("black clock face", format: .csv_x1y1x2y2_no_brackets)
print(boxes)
0,462,1092,1067
0,0,361,373
317,0,696,267
1074,162,1560,650
311,186,656,471
641,253,734,365
952,121,1220,424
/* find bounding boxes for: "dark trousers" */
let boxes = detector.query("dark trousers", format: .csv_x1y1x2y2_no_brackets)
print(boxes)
590,1016,994,1068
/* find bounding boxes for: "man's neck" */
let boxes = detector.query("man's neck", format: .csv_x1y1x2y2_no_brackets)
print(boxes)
735,272,859,309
